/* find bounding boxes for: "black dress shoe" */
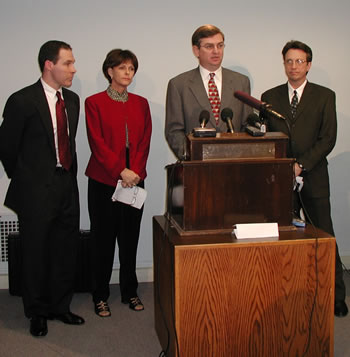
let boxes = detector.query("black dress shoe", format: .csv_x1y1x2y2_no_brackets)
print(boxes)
30,316,48,337
49,311,85,325
334,300,348,317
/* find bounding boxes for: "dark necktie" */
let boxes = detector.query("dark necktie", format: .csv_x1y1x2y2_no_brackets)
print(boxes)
208,73,221,125
291,90,298,118
56,91,72,170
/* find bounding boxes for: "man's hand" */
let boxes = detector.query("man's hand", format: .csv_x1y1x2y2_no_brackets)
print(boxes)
294,162,303,177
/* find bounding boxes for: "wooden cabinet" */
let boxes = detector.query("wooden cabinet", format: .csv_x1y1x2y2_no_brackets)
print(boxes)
153,216,335,357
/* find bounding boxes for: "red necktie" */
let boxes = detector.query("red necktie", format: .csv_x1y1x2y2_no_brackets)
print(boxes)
208,73,221,125
56,91,72,170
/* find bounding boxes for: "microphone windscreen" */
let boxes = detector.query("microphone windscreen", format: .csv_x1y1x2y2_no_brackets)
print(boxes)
199,110,210,122
220,107,233,122
234,91,263,111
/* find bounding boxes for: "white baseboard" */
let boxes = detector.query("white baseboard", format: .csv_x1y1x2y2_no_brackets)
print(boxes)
0,266,154,290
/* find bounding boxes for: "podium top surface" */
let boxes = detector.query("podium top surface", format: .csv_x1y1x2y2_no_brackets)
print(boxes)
154,216,334,247
188,131,289,143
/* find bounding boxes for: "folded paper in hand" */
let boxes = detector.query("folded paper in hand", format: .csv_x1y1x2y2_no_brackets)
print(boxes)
111,180,147,209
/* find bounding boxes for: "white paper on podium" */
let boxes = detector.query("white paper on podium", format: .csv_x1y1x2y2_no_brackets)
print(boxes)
233,223,279,239
111,180,147,209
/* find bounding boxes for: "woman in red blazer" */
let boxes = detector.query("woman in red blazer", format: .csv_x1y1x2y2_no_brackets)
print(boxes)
85,49,152,316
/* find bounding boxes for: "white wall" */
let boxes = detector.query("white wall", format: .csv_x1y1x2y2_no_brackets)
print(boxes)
1,0,350,270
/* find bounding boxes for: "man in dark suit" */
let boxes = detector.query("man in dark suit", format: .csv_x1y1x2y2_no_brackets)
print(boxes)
0,40,85,336
261,40,348,317
165,24,252,159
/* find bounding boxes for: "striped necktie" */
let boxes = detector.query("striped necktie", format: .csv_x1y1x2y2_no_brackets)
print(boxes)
291,90,298,118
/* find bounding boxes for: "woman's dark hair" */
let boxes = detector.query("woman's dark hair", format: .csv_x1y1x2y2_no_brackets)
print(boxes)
102,49,138,83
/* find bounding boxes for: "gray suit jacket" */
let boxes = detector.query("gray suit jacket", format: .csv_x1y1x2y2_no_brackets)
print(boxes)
165,67,252,159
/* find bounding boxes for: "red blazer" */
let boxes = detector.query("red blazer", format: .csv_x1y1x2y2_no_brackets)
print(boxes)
85,91,152,187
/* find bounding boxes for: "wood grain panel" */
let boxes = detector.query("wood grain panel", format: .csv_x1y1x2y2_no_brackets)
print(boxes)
173,240,334,356
166,159,294,234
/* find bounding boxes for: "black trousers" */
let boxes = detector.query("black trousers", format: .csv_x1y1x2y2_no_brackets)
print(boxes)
18,169,80,318
295,191,346,302
88,178,144,303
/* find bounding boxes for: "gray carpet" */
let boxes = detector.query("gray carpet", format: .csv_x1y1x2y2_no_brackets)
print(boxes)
0,275,349,357
0,283,161,357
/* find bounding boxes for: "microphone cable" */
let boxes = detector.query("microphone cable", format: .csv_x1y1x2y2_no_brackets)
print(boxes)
296,185,319,357
263,108,319,357
291,140,321,357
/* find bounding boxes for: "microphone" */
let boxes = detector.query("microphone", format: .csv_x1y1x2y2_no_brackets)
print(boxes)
220,107,234,133
234,91,286,121
199,110,210,128
192,109,216,138
247,113,266,133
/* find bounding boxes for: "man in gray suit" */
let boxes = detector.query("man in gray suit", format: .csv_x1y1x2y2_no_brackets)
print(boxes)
165,24,252,159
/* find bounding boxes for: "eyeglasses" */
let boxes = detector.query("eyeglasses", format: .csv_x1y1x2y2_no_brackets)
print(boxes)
200,43,225,51
284,59,308,66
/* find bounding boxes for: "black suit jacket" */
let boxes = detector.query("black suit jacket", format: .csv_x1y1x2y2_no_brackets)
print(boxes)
0,80,80,216
261,81,337,198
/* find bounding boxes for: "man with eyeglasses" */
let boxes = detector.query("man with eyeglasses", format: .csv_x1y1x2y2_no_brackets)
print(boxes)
165,24,252,159
261,40,348,317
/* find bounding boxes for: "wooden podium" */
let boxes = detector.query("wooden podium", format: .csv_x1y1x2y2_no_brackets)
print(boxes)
166,132,294,235
154,133,335,356
153,216,335,357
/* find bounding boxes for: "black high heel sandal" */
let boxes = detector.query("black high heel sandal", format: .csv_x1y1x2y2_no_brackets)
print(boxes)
94,301,111,317
122,296,144,311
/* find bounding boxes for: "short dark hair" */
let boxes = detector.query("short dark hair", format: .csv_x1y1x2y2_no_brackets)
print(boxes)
102,49,139,83
191,25,225,47
38,40,72,73
282,40,313,62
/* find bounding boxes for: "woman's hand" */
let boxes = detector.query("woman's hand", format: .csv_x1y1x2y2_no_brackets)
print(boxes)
120,168,140,188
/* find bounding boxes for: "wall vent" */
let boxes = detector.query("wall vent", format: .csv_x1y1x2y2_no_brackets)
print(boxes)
0,215,19,262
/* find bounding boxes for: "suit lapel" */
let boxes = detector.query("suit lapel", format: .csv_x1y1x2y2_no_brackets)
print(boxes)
32,80,56,154
278,83,294,123
295,81,312,122
281,81,313,124
188,68,216,128
62,88,77,155
219,69,235,132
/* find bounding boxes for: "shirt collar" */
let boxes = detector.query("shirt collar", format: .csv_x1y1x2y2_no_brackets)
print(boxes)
199,65,222,82
287,80,307,100
41,78,63,99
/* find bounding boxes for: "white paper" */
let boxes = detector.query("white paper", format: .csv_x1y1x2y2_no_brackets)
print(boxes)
111,180,147,209
233,223,279,239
